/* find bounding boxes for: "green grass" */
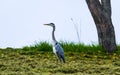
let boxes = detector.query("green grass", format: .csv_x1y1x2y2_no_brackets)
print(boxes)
0,42,120,75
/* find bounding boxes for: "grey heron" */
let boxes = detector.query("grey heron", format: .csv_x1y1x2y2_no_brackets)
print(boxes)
44,23,65,63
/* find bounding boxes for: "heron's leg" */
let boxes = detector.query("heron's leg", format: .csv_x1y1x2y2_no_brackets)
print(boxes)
55,54,59,64
56,57,58,64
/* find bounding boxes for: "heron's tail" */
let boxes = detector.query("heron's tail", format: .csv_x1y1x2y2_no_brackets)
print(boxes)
61,55,65,63
62,58,65,63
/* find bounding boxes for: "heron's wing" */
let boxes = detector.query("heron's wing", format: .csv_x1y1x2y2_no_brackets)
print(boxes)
54,43,65,63
55,43,64,54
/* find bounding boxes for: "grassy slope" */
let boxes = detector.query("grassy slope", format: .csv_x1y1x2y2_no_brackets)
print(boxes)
0,42,120,75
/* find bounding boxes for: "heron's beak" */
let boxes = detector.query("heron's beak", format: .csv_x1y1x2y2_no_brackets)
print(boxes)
44,24,49,25
44,24,51,26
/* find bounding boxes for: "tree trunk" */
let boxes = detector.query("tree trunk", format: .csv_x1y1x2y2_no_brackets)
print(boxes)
86,0,117,53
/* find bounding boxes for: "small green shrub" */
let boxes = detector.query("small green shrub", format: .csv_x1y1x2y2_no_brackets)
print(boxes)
22,42,52,52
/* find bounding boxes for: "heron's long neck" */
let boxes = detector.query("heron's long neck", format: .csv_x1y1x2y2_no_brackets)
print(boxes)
52,26,56,41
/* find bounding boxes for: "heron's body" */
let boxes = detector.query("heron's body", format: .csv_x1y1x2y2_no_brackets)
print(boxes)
44,23,65,63
52,41,65,63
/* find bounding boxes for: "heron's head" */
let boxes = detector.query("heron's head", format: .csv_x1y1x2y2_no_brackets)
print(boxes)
44,23,55,27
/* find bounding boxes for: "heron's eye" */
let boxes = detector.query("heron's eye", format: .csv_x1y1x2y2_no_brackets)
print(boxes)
55,42,58,45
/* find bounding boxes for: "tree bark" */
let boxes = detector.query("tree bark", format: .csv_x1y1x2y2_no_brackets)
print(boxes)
86,0,117,53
